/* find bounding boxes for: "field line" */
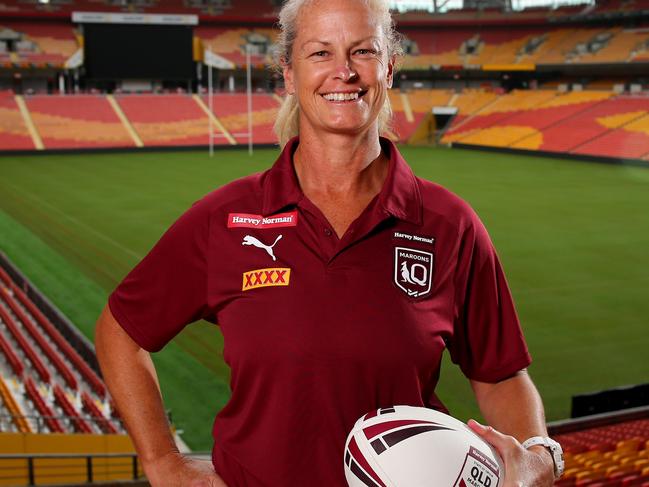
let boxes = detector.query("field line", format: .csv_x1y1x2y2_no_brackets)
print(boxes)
0,181,143,261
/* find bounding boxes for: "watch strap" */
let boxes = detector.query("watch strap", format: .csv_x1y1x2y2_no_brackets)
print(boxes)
522,436,565,479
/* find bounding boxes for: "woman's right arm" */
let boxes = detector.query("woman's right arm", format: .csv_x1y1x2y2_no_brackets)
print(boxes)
94,304,227,487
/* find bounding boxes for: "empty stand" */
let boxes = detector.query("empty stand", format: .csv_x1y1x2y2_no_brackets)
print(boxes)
442,90,649,162
443,89,558,145
53,384,93,434
0,268,106,398
0,90,35,150
533,96,649,154
204,93,279,144
81,391,118,434
400,28,470,68
388,89,454,142
24,376,65,434
0,303,51,384
25,95,135,149
0,331,23,378
116,94,213,147
1,21,78,67
197,26,276,67
0,262,123,438
574,108,649,159
0,376,31,433
1,291,78,390
554,418,649,486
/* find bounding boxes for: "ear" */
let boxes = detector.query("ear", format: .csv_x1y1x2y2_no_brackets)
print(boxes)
282,57,295,95
386,54,396,89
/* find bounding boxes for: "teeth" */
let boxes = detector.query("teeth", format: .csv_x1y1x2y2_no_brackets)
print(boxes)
323,92,359,101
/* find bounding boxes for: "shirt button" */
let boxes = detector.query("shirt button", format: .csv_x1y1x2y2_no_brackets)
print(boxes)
324,228,332,236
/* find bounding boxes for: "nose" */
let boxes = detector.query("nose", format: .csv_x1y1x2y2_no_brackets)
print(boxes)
334,61,358,82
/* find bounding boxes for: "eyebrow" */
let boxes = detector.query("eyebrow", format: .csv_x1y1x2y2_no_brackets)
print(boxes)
301,36,380,48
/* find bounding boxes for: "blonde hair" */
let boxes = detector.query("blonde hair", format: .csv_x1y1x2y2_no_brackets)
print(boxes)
272,0,403,147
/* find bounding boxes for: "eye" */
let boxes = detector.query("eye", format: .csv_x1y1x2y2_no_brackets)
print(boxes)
354,48,377,56
311,50,328,57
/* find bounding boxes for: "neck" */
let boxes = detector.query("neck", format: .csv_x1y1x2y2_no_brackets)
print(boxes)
293,125,388,199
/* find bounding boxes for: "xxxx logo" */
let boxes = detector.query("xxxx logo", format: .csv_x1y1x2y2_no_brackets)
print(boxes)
242,268,291,291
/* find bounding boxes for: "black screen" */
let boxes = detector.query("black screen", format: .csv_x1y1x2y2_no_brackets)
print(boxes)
83,23,194,80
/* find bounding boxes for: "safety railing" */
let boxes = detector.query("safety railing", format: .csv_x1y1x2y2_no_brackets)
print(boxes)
0,452,209,486
0,452,143,485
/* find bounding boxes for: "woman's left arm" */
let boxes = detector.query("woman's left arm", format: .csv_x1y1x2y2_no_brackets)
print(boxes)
468,369,556,487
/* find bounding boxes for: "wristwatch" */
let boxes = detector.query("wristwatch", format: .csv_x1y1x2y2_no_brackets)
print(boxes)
522,436,565,479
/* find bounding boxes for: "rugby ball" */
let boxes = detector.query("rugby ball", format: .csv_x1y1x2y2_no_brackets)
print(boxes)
344,406,504,487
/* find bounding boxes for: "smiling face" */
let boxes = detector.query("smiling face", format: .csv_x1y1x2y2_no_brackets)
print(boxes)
283,0,394,138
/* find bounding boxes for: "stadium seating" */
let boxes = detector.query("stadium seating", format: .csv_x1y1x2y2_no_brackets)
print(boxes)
0,375,31,433
573,110,649,159
388,89,453,141
553,418,649,486
0,303,51,384
25,95,135,149
532,96,649,154
0,265,115,434
505,91,615,149
53,384,94,434
400,28,470,68
577,28,649,64
203,92,280,144
24,376,65,433
0,90,35,150
197,26,276,67
466,28,546,66
1,289,78,390
0,21,78,67
441,89,649,161
442,89,559,145
115,94,213,147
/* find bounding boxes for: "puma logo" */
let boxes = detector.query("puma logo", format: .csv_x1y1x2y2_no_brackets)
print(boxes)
242,235,283,261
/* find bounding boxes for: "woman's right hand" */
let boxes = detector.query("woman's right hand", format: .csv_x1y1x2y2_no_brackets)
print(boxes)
143,451,228,487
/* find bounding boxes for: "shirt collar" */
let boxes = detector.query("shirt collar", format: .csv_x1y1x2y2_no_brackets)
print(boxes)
262,136,422,226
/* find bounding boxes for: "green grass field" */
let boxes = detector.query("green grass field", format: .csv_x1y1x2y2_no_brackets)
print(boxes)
1,145,648,451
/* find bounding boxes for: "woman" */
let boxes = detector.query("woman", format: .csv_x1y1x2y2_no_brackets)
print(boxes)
95,0,559,485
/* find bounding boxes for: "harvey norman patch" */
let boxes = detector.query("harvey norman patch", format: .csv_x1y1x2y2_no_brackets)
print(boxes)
453,446,500,487
394,247,433,298
242,268,291,291
393,231,435,246
228,211,297,229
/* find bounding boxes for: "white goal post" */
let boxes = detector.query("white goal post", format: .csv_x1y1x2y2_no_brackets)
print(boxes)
205,44,253,157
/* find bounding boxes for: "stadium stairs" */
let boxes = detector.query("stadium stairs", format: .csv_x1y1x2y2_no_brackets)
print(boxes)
0,253,145,485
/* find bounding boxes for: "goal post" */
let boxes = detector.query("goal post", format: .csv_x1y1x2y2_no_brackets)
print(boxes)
205,44,253,157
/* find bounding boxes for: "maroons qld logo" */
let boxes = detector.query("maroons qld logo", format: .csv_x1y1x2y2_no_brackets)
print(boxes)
394,247,433,298
453,446,500,487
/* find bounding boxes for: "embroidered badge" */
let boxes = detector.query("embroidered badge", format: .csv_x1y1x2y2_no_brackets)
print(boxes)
242,268,291,291
394,247,433,298
228,211,297,229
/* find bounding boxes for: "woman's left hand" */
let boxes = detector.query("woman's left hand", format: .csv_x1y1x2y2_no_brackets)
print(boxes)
468,419,555,487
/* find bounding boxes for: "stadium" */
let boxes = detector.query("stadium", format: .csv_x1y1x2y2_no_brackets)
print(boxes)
0,0,648,484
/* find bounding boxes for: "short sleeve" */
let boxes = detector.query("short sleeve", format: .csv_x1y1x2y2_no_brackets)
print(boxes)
108,199,210,352
448,209,531,382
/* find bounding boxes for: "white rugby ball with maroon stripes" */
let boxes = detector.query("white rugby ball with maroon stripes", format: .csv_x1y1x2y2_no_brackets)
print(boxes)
344,406,504,487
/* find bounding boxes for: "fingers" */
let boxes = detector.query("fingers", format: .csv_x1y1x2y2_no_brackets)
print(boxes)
468,419,520,459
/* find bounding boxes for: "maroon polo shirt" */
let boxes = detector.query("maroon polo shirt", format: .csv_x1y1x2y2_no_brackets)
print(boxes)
109,136,531,487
